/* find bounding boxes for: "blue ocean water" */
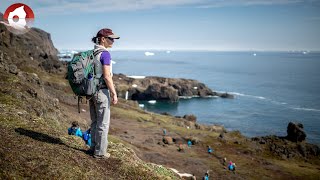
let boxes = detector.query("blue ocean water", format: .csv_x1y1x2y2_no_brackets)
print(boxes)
61,50,320,144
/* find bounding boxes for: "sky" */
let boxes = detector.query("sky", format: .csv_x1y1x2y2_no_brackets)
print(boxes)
1,0,320,51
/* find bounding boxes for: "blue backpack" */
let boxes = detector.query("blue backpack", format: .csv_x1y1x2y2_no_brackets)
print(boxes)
82,130,91,146
83,131,90,141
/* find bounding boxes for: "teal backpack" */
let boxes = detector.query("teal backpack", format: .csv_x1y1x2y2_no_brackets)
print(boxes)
67,49,105,113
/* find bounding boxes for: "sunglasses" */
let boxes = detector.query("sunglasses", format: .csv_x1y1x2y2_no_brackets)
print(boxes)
105,37,114,41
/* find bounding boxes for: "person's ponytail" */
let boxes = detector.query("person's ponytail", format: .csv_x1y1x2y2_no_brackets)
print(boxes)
92,36,97,43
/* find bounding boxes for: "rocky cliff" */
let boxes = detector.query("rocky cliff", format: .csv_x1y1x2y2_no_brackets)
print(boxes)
0,12,64,74
114,74,233,102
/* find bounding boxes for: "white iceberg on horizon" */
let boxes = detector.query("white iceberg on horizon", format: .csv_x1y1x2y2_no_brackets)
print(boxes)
145,52,155,56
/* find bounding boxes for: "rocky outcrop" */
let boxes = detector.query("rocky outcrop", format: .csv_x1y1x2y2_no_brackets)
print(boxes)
183,114,197,122
251,122,319,160
0,14,64,74
113,74,231,102
286,122,306,142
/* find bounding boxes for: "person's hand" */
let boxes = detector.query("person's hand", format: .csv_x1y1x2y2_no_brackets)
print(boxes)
112,93,118,105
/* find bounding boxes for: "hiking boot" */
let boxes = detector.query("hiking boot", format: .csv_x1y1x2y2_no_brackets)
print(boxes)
93,153,110,159
85,149,95,155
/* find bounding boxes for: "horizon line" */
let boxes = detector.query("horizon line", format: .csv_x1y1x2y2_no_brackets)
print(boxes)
58,48,320,53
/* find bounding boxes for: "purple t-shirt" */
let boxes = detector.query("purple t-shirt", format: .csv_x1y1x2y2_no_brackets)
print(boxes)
100,51,111,65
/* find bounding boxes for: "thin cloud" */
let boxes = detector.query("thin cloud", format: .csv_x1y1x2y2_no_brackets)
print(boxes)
197,0,303,8
13,0,316,15
35,0,202,15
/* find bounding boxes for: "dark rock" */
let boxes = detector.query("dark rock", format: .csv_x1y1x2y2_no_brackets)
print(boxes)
161,112,171,116
27,88,37,98
183,114,197,122
286,122,306,142
8,64,18,75
216,92,234,99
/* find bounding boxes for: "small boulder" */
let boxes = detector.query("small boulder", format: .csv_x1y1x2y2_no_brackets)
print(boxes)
183,114,197,122
163,136,174,145
286,122,306,142
9,64,18,75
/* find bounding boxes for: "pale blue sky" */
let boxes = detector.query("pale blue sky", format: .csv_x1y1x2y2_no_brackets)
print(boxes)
1,0,320,51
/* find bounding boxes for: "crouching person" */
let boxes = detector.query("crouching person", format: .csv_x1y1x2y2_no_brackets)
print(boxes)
68,121,83,137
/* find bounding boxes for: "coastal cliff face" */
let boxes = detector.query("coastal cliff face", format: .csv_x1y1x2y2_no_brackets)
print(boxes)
0,12,64,74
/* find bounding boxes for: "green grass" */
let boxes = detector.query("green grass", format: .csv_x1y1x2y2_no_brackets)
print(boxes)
0,71,179,179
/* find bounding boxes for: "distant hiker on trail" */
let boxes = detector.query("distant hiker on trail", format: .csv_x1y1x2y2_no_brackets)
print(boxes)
188,140,192,147
228,161,236,172
202,172,209,180
178,143,185,152
223,157,227,166
82,128,92,147
68,121,83,137
207,145,213,154
89,28,120,159
163,128,167,136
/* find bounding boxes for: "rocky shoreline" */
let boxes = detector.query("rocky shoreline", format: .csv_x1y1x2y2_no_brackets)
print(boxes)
113,73,234,102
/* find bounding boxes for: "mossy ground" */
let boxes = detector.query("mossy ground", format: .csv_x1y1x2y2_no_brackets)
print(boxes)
0,70,178,179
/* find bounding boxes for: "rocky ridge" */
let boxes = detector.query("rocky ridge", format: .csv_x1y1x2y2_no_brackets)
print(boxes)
114,73,234,102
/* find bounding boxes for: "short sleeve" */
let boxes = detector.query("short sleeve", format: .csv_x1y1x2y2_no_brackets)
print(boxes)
100,51,111,65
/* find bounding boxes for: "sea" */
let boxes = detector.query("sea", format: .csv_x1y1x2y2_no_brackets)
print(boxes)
60,50,320,144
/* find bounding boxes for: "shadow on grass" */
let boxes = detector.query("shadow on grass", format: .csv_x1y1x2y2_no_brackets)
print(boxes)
14,128,87,154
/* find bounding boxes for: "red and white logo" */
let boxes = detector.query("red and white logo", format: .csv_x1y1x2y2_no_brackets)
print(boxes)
2,3,35,34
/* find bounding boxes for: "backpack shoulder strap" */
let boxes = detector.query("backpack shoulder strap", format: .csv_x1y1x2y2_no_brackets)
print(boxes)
93,49,107,57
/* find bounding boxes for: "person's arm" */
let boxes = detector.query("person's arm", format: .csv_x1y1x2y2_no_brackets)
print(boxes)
102,65,118,104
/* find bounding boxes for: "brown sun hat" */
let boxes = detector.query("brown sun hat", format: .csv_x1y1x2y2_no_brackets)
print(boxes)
96,28,120,39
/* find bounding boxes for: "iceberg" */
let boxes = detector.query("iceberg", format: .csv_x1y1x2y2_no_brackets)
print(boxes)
144,52,155,56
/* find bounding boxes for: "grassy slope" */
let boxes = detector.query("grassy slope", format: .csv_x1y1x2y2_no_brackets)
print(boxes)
0,68,319,179
0,70,178,179
111,104,320,179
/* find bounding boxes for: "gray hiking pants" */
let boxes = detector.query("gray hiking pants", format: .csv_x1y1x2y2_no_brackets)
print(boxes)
89,88,111,156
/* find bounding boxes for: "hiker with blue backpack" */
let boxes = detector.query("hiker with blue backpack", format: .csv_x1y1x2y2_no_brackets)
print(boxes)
207,145,213,154
68,121,83,137
187,140,192,147
67,28,119,159
228,161,236,172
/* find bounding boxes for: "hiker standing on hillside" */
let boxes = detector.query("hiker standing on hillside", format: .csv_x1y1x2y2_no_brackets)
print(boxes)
89,28,119,159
